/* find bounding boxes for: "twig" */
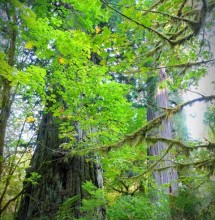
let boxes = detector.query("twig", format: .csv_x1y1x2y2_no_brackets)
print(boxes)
186,89,205,97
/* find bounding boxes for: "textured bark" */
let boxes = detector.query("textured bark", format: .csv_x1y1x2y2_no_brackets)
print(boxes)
147,68,178,194
0,80,11,179
17,113,105,219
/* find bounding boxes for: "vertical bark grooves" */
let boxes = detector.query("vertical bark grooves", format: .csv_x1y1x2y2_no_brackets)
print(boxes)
17,113,101,219
147,68,178,193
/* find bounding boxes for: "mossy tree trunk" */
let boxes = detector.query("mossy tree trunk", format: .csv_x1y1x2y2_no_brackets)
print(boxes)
147,68,178,194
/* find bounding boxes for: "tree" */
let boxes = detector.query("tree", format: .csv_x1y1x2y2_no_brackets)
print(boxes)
0,0,215,219
85,0,215,218
0,0,47,215
14,1,134,219
97,0,214,191
0,0,17,178
147,68,178,194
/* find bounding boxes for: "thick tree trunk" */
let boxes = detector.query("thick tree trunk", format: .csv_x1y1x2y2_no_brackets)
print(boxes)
147,68,178,194
17,113,105,219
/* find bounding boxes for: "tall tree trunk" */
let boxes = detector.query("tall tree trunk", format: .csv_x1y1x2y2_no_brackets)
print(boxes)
0,10,16,180
16,111,105,219
147,68,178,194
0,80,11,179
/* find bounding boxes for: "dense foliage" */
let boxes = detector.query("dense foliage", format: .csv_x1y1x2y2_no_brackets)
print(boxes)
0,0,215,219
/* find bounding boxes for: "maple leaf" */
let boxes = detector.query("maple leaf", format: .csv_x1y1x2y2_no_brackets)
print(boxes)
26,116,36,123
95,26,101,34
25,41,34,50
58,57,65,64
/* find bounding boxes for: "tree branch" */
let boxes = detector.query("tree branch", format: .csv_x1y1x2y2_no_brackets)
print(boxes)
0,189,24,214
155,157,215,172
185,89,206,97
109,3,198,25
122,143,174,180
153,59,215,69
177,0,188,16
100,0,172,44
146,137,215,150
73,95,215,154
100,0,211,46
142,0,165,16
140,9,197,25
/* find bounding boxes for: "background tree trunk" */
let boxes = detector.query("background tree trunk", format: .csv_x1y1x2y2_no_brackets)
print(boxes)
0,9,16,179
147,68,178,194
17,112,104,219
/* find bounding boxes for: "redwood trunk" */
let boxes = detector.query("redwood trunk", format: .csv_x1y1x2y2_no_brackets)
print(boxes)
147,68,178,194
17,112,104,219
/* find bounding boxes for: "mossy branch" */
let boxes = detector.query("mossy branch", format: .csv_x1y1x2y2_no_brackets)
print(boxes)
153,59,215,69
108,95,215,151
141,0,165,16
177,0,188,17
140,9,197,25
146,137,215,151
73,95,215,155
100,0,211,46
155,157,215,172
100,0,172,44
123,141,214,180
122,143,174,180
169,26,189,40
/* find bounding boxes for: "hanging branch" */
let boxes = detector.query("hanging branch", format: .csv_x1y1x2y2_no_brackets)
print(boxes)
170,0,208,45
146,137,215,150
105,95,215,150
144,43,162,57
121,142,214,180
176,158,215,168
121,143,174,180
174,157,214,170
154,157,215,171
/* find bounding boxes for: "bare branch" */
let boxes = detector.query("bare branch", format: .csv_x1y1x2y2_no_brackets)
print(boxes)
185,89,206,97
